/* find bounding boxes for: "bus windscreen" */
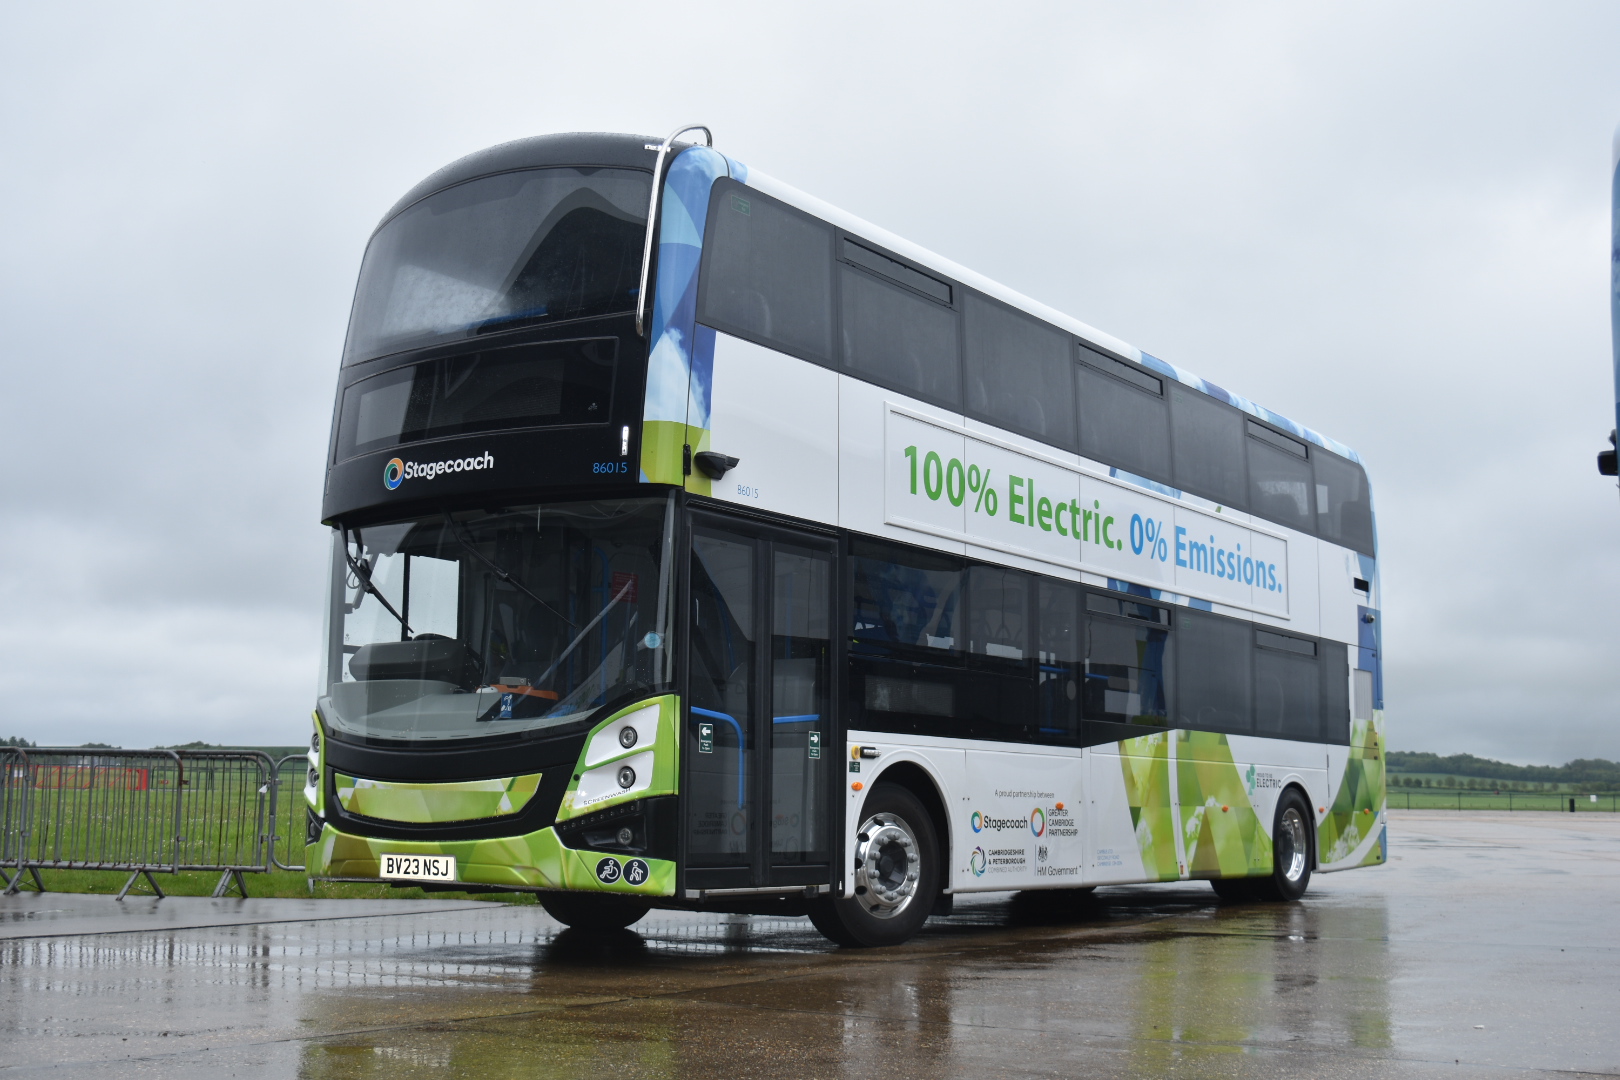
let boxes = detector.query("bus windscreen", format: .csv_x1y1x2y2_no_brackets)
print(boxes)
343,167,650,364
321,497,673,742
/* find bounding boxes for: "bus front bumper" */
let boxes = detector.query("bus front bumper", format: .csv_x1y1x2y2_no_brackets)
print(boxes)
307,823,675,897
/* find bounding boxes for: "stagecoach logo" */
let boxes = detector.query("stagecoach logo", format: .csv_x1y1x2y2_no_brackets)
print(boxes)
382,451,495,490
969,811,1027,833
1030,808,1046,837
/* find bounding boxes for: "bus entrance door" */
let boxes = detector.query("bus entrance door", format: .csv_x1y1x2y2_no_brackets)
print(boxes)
684,513,834,895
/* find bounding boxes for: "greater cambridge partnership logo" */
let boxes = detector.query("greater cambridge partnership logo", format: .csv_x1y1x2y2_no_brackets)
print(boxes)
383,452,494,491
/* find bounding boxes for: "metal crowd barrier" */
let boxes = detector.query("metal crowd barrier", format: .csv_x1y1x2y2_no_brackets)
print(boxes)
0,747,305,899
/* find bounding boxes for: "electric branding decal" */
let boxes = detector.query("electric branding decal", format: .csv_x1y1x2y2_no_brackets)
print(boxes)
885,406,1290,617
381,451,494,490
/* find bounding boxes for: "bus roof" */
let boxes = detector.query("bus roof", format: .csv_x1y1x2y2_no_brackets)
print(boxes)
384,132,1365,467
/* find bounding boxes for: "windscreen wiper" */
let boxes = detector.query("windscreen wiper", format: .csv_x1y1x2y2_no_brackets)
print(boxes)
342,528,412,636
447,515,577,629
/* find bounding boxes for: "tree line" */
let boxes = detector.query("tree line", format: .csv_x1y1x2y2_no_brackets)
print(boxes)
1388,751,1620,788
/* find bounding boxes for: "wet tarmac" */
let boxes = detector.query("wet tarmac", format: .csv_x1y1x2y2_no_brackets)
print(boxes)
1,810,1617,1079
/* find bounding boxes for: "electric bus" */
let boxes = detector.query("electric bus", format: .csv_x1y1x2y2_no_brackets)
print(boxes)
306,128,1386,946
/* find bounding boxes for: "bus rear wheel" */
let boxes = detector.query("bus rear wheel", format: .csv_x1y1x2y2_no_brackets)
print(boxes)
539,892,650,931
1211,786,1314,903
808,783,940,947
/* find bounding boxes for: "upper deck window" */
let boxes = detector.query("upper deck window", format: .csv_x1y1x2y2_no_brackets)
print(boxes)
698,185,835,364
344,167,650,364
1169,384,1247,508
840,266,961,406
1313,451,1376,556
964,294,1075,448
1076,345,1171,481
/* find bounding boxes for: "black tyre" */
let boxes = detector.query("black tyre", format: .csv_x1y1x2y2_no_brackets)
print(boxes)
539,891,650,931
1266,786,1314,901
1211,786,1314,903
807,783,940,947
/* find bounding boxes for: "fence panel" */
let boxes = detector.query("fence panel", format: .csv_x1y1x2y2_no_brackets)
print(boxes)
173,751,273,871
1393,789,1620,812
0,749,183,875
0,748,285,898
270,754,309,872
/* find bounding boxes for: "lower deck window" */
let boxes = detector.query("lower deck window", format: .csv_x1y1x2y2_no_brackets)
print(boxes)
847,535,1350,746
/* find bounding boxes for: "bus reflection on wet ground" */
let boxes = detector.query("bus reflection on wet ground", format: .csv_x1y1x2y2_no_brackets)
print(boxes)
2,811,1617,1079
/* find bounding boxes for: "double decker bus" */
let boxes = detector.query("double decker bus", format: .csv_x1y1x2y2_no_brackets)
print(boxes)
307,128,1385,946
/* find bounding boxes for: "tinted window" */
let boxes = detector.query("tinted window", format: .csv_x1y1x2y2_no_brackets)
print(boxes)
1321,641,1350,743
1086,613,1171,726
1170,385,1247,507
1254,635,1321,739
1076,355,1171,480
1247,436,1315,532
335,338,615,461
843,240,951,303
1314,452,1376,555
699,186,834,363
841,267,960,407
968,564,1030,660
1037,580,1082,740
1177,609,1251,733
345,168,651,363
964,294,1075,446
1086,592,1172,624
850,540,963,659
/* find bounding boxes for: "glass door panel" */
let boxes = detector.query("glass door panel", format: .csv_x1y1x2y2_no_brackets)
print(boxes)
770,546,831,865
686,531,756,867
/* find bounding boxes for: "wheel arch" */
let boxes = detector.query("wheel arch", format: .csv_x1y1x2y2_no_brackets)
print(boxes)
871,760,951,885
1278,780,1320,870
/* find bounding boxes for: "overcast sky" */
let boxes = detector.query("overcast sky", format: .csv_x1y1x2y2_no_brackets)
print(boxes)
1,3,1616,762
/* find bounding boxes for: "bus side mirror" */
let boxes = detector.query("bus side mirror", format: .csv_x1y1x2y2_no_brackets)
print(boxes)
694,452,740,479
1602,431,1618,477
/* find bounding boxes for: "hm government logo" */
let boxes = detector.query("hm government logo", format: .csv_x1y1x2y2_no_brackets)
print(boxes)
383,451,494,491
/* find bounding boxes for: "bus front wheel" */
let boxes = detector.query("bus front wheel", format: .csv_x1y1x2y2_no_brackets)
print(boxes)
808,783,941,947
539,892,650,931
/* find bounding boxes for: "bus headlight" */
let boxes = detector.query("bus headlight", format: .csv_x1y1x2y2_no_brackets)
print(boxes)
617,765,636,789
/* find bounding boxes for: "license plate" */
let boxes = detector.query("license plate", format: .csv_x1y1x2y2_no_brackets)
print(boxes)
380,853,457,882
